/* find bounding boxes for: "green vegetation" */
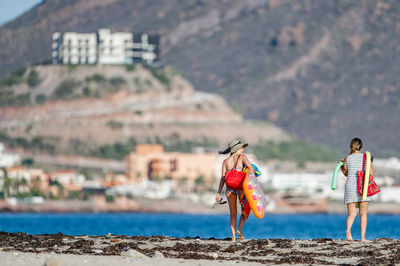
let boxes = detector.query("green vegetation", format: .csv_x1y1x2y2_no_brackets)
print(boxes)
230,102,243,115
35,93,46,104
144,79,153,87
160,133,218,153
91,137,138,160
25,124,33,133
0,67,32,106
0,131,56,154
68,190,81,199
8,92,31,105
53,79,78,99
0,91,31,106
125,64,136,72
26,69,41,87
105,195,115,202
67,64,78,72
133,77,141,86
106,120,124,130
89,134,217,160
0,67,26,87
109,76,126,89
149,67,170,87
195,175,205,185
253,140,339,165
85,73,105,83
21,157,35,167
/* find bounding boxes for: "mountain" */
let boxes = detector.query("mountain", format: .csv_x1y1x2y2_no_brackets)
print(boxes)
0,64,289,158
0,0,399,155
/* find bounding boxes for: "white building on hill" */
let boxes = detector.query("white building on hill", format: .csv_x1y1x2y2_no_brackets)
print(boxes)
52,28,158,65
0,143,20,168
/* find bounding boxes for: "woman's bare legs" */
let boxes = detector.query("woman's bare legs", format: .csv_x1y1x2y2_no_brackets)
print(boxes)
359,202,368,241
226,191,237,242
346,203,357,240
237,214,247,240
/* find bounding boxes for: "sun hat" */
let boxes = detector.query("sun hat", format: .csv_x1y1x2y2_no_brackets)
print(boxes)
218,139,248,154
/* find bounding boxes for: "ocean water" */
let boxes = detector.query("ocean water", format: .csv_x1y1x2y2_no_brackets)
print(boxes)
0,213,399,240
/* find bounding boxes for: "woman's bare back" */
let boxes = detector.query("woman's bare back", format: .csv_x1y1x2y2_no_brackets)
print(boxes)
224,154,245,171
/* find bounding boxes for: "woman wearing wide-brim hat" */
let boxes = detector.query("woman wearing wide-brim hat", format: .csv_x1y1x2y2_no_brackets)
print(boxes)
216,139,255,242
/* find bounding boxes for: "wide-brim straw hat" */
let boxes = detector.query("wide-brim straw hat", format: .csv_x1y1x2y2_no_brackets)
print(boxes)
218,139,248,154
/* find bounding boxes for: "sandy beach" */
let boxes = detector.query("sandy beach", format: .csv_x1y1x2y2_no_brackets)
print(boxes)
0,232,399,265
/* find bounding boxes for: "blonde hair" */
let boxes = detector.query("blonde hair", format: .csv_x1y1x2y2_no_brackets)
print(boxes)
350,138,363,154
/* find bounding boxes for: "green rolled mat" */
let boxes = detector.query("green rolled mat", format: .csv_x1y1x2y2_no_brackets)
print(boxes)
331,162,344,190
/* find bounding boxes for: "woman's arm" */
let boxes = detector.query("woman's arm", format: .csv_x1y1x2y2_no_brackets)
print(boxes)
216,161,227,202
370,162,374,176
242,154,255,173
340,156,348,177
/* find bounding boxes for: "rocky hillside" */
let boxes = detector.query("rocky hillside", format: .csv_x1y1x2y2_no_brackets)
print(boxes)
0,0,399,155
0,64,289,158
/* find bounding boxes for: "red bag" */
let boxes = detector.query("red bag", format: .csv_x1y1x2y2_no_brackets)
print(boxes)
225,155,246,190
357,153,380,197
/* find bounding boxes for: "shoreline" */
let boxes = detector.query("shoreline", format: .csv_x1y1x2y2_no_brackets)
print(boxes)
1,197,400,215
0,232,399,265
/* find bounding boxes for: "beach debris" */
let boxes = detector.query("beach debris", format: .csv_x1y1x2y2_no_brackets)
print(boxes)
106,233,112,238
45,257,60,266
92,249,103,254
210,252,218,259
111,239,119,243
0,232,399,264
120,249,148,259
152,250,164,259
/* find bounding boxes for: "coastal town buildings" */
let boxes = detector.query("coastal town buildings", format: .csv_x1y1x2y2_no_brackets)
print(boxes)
52,28,158,65
50,169,85,191
0,143,20,168
126,144,216,184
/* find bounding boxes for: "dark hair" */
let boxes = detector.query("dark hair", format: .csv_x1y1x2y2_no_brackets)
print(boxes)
350,138,363,154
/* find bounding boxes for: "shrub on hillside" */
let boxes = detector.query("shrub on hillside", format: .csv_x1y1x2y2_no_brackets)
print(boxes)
0,67,26,87
35,93,46,104
109,76,126,89
85,74,105,83
149,67,170,86
106,120,124,130
125,64,136,72
253,140,339,164
53,79,78,99
27,69,41,87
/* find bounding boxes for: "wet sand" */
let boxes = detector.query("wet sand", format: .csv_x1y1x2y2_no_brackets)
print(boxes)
0,232,399,265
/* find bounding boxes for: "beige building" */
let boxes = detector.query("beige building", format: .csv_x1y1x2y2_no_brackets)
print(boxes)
126,144,216,184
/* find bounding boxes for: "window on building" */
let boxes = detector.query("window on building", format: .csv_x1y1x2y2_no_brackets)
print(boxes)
170,159,177,172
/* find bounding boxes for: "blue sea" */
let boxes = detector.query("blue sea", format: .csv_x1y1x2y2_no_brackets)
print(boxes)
0,213,399,240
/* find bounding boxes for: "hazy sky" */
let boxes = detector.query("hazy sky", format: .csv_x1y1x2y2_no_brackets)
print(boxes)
0,0,42,26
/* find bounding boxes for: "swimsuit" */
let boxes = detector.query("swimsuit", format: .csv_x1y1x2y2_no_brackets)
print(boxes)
226,166,251,219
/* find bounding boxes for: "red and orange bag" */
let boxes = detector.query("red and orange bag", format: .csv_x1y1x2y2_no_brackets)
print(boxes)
225,155,245,190
357,153,380,197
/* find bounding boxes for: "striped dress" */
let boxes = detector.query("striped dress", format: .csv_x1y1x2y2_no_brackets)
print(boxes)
344,153,371,205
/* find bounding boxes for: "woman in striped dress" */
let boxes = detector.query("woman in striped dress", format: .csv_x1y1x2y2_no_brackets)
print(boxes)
340,138,373,241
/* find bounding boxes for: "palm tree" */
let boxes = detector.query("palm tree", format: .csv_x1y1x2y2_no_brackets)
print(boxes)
1,167,11,198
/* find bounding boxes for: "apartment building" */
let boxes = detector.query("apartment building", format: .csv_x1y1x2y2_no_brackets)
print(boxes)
126,144,216,184
52,28,158,65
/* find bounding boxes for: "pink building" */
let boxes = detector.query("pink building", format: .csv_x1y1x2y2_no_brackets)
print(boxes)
126,144,216,184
